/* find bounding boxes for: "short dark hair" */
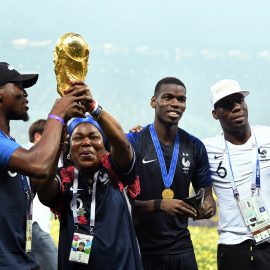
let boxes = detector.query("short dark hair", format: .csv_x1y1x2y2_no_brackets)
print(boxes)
154,77,186,96
79,242,85,246
29,119,46,143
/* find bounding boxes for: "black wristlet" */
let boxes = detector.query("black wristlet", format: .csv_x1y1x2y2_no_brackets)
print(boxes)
154,199,162,211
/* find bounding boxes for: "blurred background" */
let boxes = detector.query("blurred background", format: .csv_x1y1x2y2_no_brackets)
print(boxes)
1,1,270,269
1,0,270,145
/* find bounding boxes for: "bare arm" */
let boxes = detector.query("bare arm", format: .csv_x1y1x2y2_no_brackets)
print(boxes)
31,130,65,203
92,110,133,171
35,83,134,202
135,199,198,219
8,86,91,179
196,186,216,219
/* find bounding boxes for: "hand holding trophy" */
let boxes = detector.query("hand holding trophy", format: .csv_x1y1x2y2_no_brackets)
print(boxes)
54,32,90,96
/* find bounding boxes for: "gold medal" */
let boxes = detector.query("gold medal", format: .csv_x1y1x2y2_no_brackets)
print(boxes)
162,188,174,199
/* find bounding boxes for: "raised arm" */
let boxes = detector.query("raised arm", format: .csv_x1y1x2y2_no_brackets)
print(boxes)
36,84,134,203
96,110,133,171
8,85,91,179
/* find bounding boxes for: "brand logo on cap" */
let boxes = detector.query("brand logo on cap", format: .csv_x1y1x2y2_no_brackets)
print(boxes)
210,79,249,107
7,64,14,71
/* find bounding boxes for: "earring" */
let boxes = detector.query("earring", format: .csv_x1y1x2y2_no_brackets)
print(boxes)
67,153,71,160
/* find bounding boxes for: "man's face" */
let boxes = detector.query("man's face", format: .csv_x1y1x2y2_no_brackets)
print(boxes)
70,123,106,173
212,93,248,132
0,82,29,121
151,83,186,126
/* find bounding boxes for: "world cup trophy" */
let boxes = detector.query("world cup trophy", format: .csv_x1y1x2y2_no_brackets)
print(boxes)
54,32,90,96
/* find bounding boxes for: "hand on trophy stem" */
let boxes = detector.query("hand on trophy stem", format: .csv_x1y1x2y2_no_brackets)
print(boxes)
63,81,91,96
63,80,94,112
50,87,92,123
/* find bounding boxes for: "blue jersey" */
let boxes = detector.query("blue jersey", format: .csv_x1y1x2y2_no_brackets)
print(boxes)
127,125,211,256
52,154,143,270
0,131,37,269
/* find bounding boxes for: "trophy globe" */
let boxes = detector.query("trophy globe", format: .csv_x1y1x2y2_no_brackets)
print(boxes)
54,32,90,96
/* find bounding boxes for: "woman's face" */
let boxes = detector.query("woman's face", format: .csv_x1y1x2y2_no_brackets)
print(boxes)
70,123,106,173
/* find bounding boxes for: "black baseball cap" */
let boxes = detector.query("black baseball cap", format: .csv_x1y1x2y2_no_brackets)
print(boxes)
0,62,38,88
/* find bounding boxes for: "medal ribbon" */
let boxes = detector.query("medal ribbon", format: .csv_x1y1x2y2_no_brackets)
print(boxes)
149,124,180,189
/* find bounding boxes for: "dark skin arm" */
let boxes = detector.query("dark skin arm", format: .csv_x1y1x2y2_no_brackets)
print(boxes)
135,186,216,220
131,124,197,218
36,83,133,203
196,186,216,219
135,199,198,218
130,125,216,219
31,128,66,202
31,82,91,202
97,111,133,171
8,85,91,179
84,86,133,171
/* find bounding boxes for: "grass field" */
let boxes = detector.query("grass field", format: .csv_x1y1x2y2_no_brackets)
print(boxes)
50,219,218,270
190,226,218,270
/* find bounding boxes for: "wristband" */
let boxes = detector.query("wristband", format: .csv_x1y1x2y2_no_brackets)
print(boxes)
89,100,103,121
154,199,162,211
48,114,65,126
88,100,98,114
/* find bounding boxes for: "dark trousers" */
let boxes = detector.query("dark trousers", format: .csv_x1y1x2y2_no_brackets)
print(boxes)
32,222,57,270
217,240,270,270
142,252,198,270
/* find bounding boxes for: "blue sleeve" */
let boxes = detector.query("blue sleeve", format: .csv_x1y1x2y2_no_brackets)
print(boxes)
191,137,212,190
126,127,147,155
126,132,139,152
0,132,20,169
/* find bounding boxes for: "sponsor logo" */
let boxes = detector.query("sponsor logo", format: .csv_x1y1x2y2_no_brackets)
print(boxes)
214,154,223,159
70,187,84,192
142,158,156,164
8,171,17,177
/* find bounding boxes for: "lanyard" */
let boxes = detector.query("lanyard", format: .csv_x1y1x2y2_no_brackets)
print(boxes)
71,168,98,235
20,175,32,212
225,132,260,200
22,175,33,253
149,124,180,189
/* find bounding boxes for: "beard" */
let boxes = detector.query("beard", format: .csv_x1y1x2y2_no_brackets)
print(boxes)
9,110,29,122
22,114,30,122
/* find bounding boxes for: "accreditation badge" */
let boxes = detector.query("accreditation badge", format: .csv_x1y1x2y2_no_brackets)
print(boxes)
25,214,32,252
238,194,270,245
69,232,93,264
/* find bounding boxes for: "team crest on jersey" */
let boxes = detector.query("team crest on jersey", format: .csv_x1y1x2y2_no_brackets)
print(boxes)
98,171,110,185
182,153,190,174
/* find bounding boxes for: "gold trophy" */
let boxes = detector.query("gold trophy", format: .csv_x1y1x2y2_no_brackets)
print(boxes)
54,32,90,96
